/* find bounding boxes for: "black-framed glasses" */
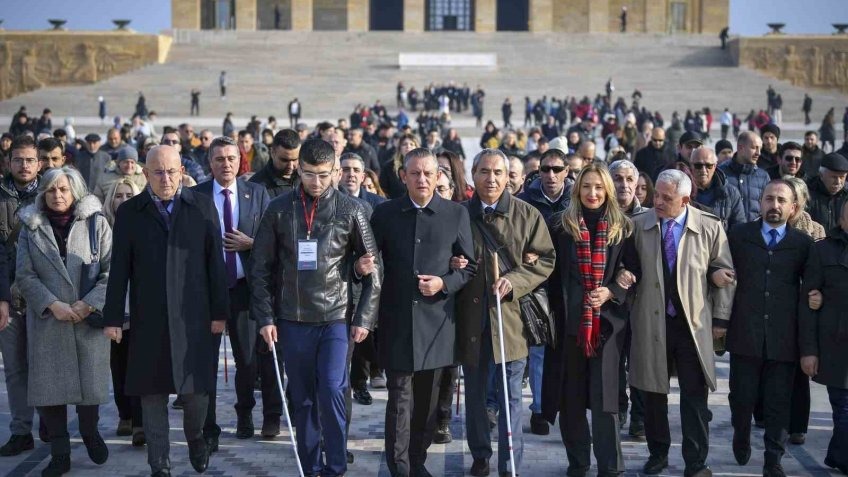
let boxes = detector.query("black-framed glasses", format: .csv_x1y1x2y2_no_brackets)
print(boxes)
692,163,716,170
161,139,179,146
540,165,566,174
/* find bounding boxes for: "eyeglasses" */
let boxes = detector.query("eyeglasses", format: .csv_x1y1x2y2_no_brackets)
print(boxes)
301,171,333,181
161,139,179,146
11,157,38,166
783,155,802,163
540,165,566,174
436,186,454,193
692,163,716,170
151,169,181,179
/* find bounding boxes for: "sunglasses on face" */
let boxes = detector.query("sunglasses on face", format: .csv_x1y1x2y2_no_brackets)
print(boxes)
783,155,802,163
540,165,566,174
692,163,716,170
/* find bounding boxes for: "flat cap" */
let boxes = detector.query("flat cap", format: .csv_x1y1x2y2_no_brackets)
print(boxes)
822,152,848,173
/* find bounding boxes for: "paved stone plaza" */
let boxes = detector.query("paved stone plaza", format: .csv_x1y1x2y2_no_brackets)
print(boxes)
0,343,840,477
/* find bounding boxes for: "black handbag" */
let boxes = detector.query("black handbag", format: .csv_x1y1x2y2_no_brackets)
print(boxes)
79,213,105,328
473,221,556,348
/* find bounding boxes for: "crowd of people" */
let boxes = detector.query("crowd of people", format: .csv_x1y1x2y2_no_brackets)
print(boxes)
0,87,847,477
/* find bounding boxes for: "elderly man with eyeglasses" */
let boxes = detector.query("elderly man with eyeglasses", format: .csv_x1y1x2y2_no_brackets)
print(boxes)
690,147,746,231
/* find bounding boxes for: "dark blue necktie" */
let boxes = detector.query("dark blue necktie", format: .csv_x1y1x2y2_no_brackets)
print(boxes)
767,229,779,250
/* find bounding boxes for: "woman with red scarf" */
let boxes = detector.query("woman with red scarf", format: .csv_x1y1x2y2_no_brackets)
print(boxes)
541,163,632,477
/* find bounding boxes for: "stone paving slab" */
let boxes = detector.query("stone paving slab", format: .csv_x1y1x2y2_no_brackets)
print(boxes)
0,344,841,476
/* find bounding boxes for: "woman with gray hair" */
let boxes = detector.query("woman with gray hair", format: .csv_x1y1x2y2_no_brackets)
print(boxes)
16,166,112,476
784,176,826,241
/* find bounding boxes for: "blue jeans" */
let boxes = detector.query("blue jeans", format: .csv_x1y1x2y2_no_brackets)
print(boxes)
279,320,349,477
465,331,526,473
827,386,848,469
528,345,544,414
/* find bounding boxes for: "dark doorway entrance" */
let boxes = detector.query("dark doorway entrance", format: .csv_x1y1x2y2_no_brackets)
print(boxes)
370,0,403,30
496,0,528,31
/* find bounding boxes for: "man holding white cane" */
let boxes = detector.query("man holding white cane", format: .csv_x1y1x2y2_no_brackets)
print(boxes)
250,139,381,477
456,148,555,477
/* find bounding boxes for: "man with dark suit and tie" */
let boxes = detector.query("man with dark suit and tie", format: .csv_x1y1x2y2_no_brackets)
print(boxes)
192,137,277,450
726,180,813,477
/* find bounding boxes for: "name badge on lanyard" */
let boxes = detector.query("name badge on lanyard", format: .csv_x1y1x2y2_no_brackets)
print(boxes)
298,190,320,271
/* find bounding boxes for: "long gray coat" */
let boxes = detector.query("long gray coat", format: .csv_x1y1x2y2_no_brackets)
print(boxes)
16,195,112,407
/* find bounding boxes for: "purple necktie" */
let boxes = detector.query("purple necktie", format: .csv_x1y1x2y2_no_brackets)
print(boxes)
222,189,237,288
663,220,677,317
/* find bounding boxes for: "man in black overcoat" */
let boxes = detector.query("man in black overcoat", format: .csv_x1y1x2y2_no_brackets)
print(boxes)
103,145,230,476
726,180,813,477
366,148,476,477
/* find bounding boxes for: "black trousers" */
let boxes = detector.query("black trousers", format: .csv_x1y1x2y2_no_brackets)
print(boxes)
560,336,624,475
753,362,810,435
385,368,443,477
350,331,379,390
205,280,283,438
111,328,143,427
729,354,794,466
619,322,644,423
643,316,710,471
437,365,459,425
39,405,99,456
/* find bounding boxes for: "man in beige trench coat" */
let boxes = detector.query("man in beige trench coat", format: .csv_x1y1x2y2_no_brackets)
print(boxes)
618,169,736,477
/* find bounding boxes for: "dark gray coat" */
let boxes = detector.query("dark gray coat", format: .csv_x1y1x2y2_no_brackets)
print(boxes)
371,194,476,372
103,188,230,396
16,195,112,406
727,220,812,362
800,230,848,389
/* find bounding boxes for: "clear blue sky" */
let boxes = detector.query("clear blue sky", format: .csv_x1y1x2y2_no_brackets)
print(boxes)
1,0,844,35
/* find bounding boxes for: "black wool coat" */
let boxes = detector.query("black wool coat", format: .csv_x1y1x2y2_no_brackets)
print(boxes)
103,188,231,396
371,194,477,372
800,230,848,389
727,220,812,363
541,221,628,419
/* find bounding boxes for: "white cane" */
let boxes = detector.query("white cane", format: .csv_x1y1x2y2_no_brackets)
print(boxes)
269,337,305,477
492,252,517,477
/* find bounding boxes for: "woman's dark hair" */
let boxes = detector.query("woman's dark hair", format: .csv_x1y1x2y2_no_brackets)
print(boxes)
436,150,469,202
637,171,654,207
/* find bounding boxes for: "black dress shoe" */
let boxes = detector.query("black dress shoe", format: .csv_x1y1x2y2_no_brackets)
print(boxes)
117,419,133,436
188,439,210,473
171,396,184,410
41,454,70,477
684,465,712,477
433,422,452,444
0,434,34,456
763,464,786,477
412,463,433,477
530,413,549,435
204,434,219,453
261,418,280,438
347,450,354,464
628,419,646,438
151,470,172,477
235,414,254,439
470,457,490,476
132,428,147,447
643,455,668,475
824,456,848,474
82,433,109,465
353,387,373,405
733,431,751,465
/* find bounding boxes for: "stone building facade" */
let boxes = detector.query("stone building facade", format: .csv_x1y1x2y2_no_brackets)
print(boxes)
172,0,728,34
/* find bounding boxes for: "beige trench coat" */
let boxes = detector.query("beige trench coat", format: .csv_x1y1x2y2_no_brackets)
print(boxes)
627,205,735,394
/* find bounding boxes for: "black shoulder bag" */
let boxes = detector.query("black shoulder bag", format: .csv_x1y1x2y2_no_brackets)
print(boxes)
473,220,556,348
79,214,105,328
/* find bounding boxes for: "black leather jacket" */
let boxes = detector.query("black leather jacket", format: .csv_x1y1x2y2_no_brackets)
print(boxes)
250,186,381,329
